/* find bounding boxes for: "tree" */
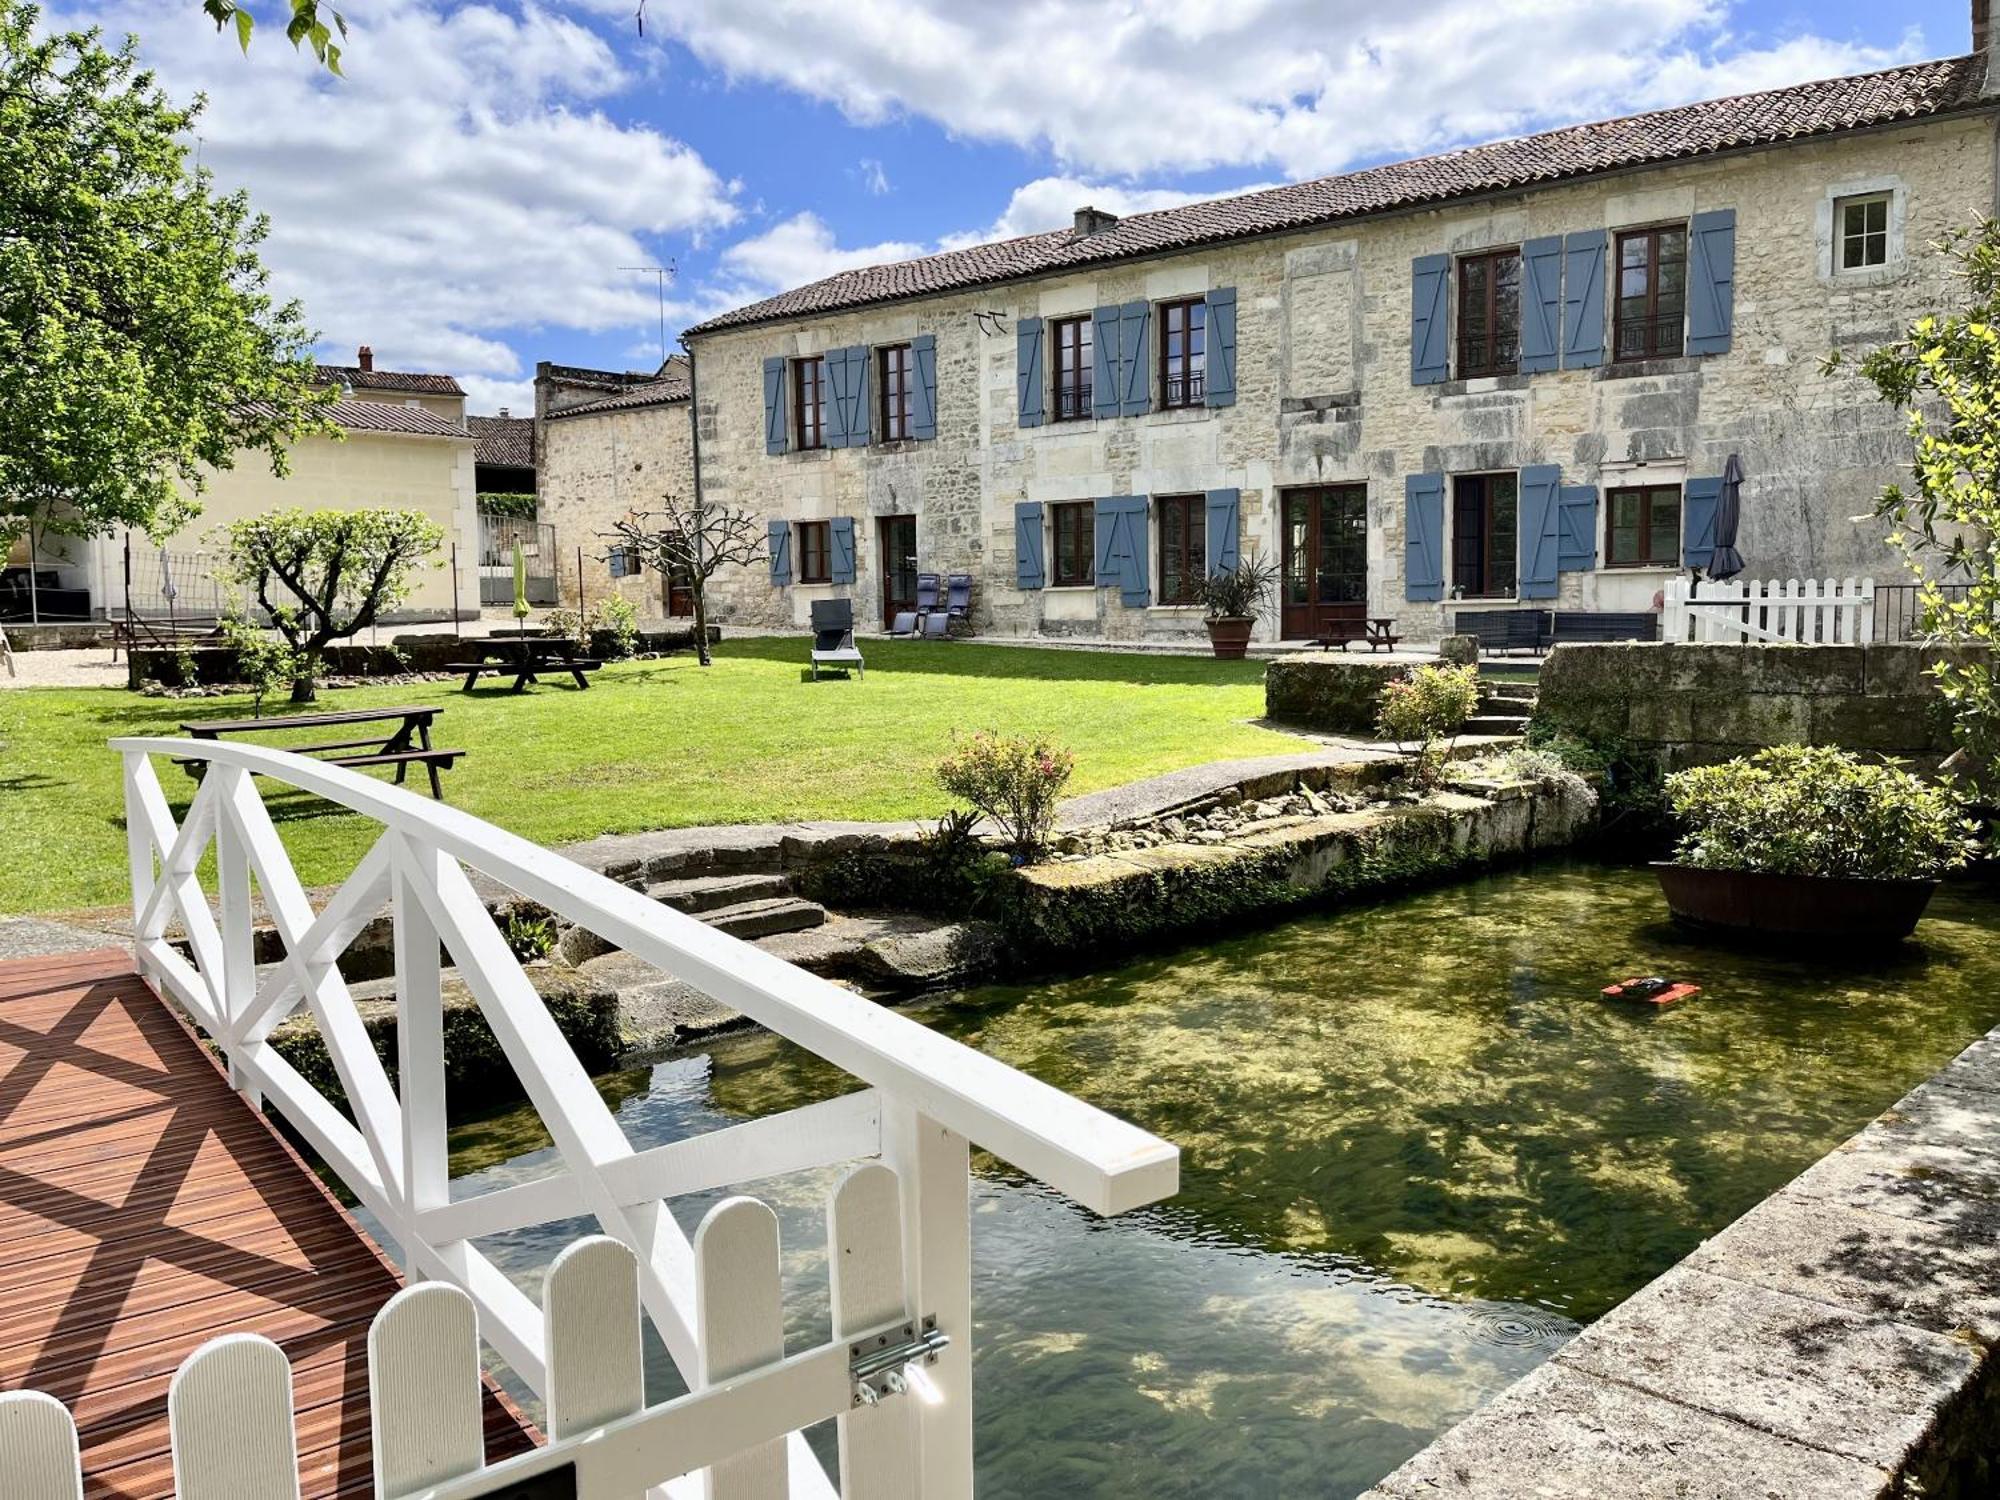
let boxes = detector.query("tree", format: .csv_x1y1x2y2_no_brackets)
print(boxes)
1840,221,2000,783
1,3,332,560
199,0,345,73
218,509,443,702
600,496,765,668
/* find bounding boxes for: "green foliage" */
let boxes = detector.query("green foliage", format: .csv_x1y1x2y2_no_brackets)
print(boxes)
1193,551,1281,621
1666,745,1978,881
543,597,637,658
476,492,538,520
1377,663,1479,789
0,4,332,544
936,730,1075,861
219,616,302,717
172,645,198,690
200,0,345,73
1837,221,2000,782
501,905,557,963
216,508,442,701
1524,722,1667,835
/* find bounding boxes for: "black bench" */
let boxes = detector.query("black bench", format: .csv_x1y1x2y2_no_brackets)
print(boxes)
448,639,602,692
111,612,224,660
1550,610,1660,643
1452,609,1551,656
174,705,463,799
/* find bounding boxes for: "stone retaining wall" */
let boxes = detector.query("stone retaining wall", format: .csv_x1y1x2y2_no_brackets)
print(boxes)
2,622,112,650
1535,641,1979,770
1264,656,1411,735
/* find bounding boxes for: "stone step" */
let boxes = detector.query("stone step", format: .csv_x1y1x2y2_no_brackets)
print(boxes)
646,872,792,914
1463,713,1532,735
703,897,826,940
1481,684,1539,705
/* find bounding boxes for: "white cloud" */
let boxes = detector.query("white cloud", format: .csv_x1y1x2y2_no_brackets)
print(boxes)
940,175,1281,248
854,157,891,195
713,211,927,298
628,0,1932,180
55,0,739,414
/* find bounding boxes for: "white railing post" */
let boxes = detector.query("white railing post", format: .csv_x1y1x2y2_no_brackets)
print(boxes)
1857,576,1876,643
121,751,157,980
880,1104,974,1500
392,835,449,1272
212,765,260,1105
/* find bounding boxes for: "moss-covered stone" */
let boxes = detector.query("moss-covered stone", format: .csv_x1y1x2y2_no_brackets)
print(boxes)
1264,657,1408,735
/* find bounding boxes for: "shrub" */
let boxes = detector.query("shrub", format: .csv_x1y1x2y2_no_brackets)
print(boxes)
1377,663,1480,789
476,492,538,519
220,615,303,718
595,594,639,659
1666,745,1978,881
936,731,1075,861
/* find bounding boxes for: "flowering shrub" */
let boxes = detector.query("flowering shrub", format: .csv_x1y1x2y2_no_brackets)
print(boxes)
1377,663,1480,789
936,731,1075,861
1667,745,1978,880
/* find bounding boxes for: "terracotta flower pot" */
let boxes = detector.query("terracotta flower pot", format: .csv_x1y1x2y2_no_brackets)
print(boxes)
1653,863,1940,944
1206,616,1254,660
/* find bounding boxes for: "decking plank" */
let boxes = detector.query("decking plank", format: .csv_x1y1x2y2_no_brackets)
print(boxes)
0,949,538,1498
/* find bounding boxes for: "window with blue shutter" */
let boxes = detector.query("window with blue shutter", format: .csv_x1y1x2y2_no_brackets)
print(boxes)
762,357,788,455
1410,255,1450,385
1683,476,1722,568
1204,287,1237,407
829,516,857,584
1404,473,1445,602
1561,230,1606,369
823,347,853,449
1017,318,1046,428
1518,464,1562,599
910,334,938,440
1014,502,1045,589
767,520,791,585
1205,488,1240,576
1091,305,1121,419
1556,486,1598,573
1093,496,1149,606
1119,302,1152,415
1520,237,1563,374
1687,209,1736,357
847,345,872,446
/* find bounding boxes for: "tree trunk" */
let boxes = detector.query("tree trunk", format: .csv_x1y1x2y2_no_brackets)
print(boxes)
693,585,712,667
290,676,317,704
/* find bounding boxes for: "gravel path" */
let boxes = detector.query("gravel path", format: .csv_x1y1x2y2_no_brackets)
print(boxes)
0,647,130,689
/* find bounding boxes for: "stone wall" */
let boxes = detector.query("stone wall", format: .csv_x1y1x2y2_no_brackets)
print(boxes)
1265,656,1411,734
537,398,697,616
685,113,1992,645
1533,641,1971,769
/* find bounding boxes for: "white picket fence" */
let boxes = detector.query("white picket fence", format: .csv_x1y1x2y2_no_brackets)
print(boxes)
1662,575,1875,644
14,739,1180,1498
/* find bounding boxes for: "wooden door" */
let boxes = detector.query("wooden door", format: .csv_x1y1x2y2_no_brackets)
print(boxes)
1280,486,1368,639
879,516,917,628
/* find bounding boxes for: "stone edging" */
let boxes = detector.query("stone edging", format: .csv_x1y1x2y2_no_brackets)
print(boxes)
1364,1024,2000,1498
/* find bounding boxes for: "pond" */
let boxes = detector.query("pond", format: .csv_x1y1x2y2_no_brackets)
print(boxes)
436,863,2000,1498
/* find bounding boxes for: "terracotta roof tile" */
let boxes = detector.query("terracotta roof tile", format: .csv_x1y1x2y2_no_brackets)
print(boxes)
313,400,470,437
316,364,467,396
687,54,1989,336
468,414,535,467
545,364,691,418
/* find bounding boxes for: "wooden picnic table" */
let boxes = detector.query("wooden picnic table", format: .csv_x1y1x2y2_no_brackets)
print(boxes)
447,634,601,692
1316,617,1403,652
177,704,463,798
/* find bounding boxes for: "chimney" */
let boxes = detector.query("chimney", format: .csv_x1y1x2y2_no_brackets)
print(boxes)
357,344,374,372
1073,205,1120,238
498,406,511,418
1979,0,2000,93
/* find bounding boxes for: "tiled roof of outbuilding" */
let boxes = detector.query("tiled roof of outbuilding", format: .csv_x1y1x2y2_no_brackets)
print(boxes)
546,361,692,419
316,400,470,437
686,54,1990,336
316,364,467,396
468,414,535,467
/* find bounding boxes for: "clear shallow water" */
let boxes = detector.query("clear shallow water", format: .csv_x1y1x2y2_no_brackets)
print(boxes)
434,864,2000,1498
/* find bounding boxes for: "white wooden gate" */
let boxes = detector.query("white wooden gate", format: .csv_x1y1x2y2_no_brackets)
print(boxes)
1662,576,1875,644
57,738,1181,1498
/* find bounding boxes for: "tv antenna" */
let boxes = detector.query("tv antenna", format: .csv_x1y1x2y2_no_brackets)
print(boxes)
620,261,677,368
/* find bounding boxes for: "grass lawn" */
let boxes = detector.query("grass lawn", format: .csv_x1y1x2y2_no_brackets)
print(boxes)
0,638,1297,915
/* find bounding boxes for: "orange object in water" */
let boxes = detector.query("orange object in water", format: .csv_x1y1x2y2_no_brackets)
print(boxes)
1602,976,1703,1006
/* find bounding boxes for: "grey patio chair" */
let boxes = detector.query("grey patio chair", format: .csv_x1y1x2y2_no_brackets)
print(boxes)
915,573,942,614
888,610,919,638
919,610,950,641
945,574,972,619
810,598,864,679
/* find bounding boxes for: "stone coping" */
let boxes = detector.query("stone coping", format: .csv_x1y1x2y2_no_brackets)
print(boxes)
1363,1023,2000,1499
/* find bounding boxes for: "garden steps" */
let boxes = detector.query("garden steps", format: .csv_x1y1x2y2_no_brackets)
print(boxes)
644,872,794,914
700,896,827,940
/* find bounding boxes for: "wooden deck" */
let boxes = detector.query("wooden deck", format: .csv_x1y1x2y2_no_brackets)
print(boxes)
0,947,537,1498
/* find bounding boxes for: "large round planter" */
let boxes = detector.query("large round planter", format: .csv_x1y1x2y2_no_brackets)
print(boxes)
1206,617,1254,660
1652,864,1939,943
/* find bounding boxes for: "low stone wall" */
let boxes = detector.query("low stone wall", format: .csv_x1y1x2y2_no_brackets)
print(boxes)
128,625,721,687
1535,641,1976,770
2,621,113,650
1363,1023,2000,1499
1264,656,1410,734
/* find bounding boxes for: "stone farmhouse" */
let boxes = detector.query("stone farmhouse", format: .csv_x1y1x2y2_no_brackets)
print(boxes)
675,28,2000,647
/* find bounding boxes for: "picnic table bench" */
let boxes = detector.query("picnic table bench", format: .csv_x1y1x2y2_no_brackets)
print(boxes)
1314,616,1402,652
447,632,601,692
175,705,463,799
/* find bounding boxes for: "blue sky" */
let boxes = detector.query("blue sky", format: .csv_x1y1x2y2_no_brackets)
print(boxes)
61,0,1971,410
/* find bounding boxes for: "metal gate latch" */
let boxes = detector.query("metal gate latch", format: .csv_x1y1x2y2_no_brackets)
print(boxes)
850,1316,949,1407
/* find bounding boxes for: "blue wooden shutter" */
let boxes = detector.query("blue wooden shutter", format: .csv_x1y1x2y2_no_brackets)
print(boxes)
911,334,938,439
1518,464,1562,599
846,345,871,446
1683,476,1722,568
823,348,852,449
762,357,788,455
1204,287,1237,407
1561,230,1606,370
1557,485,1598,573
1120,301,1151,415
1093,497,1119,585
1205,488,1240,576
1404,473,1445,602
1014,502,1045,589
1017,317,1045,428
1520,237,1563,373
767,520,791,585
1120,496,1150,606
829,516,856,584
1091,305,1121,419
1410,255,1450,385
1095,497,1148,606
1687,209,1736,357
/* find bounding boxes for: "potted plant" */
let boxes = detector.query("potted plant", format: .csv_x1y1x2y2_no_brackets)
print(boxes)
1194,553,1281,660
1655,745,1979,943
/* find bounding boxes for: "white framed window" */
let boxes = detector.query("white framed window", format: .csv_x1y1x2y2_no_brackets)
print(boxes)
1817,178,1906,283
1836,192,1891,271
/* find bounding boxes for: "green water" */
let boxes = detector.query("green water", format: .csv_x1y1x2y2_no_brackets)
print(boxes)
439,864,2000,1498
